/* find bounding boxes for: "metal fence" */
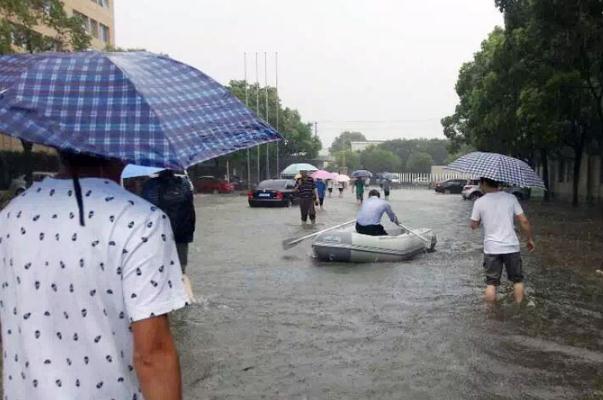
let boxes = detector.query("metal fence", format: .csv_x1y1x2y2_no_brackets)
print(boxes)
376,172,471,187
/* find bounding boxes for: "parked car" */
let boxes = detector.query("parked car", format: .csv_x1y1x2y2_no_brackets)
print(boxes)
461,180,531,201
375,172,401,187
434,179,467,194
461,179,482,200
248,179,297,207
193,176,235,193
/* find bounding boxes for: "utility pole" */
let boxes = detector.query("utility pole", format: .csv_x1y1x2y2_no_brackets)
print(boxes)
255,52,260,183
314,121,318,138
244,52,251,190
275,51,280,177
264,51,270,179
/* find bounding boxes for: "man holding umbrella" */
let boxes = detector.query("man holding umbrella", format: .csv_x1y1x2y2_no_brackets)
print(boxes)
447,152,541,304
295,170,319,224
0,52,281,400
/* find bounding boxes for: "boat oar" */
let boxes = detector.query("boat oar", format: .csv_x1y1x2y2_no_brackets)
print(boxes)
396,222,431,245
282,219,356,250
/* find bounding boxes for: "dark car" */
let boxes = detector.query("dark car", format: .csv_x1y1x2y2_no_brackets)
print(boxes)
434,179,467,194
193,176,235,193
248,179,297,207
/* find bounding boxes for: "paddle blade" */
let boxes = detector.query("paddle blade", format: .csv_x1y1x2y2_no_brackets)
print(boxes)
282,237,301,250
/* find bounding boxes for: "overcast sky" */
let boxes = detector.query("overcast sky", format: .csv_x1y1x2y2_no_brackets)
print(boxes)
115,0,503,150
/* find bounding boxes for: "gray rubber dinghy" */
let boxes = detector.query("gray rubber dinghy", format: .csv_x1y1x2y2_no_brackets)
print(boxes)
312,227,437,263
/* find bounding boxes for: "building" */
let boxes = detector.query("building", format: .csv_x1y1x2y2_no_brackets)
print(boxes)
0,0,115,152
540,154,603,203
350,140,385,152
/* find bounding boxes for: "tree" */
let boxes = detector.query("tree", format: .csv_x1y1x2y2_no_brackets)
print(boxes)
329,131,366,154
220,80,321,181
333,149,361,172
0,0,91,184
359,146,401,172
406,152,433,173
0,1,90,54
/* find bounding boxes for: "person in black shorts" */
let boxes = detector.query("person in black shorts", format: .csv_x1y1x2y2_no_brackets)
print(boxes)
295,170,319,224
470,178,535,303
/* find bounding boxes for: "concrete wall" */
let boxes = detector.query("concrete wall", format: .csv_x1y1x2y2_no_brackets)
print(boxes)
545,154,603,203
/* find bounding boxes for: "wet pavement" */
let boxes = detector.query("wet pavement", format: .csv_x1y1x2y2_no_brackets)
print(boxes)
174,188,603,400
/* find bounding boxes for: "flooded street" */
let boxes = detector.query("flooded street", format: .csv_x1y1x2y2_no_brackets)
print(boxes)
174,188,603,400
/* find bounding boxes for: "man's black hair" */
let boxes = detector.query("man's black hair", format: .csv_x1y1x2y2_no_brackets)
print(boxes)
368,189,380,198
480,177,500,188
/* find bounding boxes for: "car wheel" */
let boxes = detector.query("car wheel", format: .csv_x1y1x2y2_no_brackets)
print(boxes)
469,193,481,201
285,200,291,207
444,189,451,194
212,189,218,194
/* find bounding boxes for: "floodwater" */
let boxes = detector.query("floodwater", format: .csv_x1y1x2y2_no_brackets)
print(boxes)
174,188,603,400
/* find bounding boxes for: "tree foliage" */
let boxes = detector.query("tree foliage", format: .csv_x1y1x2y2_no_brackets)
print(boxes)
442,0,603,205
406,152,433,173
0,0,91,53
329,131,366,154
359,146,401,173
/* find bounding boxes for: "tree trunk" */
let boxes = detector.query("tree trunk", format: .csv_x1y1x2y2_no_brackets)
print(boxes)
20,139,34,186
540,148,550,202
585,153,593,205
572,145,583,207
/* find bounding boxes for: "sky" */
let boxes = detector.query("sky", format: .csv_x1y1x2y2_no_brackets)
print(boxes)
115,0,503,150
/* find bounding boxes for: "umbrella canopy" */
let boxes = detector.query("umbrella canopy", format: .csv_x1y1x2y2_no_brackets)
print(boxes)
445,152,545,189
121,164,165,179
351,170,373,178
311,170,337,180
334,174,350,183
0,51,281,169
281,163,318,177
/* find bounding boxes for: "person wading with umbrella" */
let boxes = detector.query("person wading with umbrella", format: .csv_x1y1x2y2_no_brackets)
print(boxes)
447,152,541,304
295,170,319,224
0,52,281,400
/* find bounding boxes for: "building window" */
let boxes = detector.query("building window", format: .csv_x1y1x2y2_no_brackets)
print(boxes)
89,19,99,38
73,10,90,33
91,0,110,8
100,24,110,43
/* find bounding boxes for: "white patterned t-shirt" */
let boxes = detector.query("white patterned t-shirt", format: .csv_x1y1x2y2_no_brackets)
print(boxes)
0,177,188,400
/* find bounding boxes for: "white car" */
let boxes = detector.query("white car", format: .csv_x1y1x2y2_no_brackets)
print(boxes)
461,180,482,200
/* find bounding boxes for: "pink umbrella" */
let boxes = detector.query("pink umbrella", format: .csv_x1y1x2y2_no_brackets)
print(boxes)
311,170,337,180
334,174,351,183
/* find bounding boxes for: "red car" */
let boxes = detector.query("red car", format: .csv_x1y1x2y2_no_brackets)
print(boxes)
193,176,235,193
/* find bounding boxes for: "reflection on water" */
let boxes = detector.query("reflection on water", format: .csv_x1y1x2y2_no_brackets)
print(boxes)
174,190,603,400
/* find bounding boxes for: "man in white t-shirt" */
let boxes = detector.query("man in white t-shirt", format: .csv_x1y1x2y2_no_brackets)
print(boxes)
470,177,535,303
0,152,188,400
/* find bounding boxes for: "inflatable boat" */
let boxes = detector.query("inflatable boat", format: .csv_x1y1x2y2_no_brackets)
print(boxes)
312,227,437,263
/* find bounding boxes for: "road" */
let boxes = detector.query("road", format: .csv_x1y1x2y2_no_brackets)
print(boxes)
175,188,603,400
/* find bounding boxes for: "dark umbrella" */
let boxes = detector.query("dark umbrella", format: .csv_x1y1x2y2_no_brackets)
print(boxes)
351,170,373,178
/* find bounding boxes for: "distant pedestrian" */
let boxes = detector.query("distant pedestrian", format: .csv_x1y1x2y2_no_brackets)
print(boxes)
470,177,535,304
356,189,399,236
142,170,196,301
295,170,319,224
338,180,345,197
354,178,366,204
327,179,334,197
0,152,188,400
316,178,327,209
382,179,391,200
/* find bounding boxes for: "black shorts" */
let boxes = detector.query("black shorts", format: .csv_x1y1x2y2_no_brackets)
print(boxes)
356,223,388,236
483,252,523,286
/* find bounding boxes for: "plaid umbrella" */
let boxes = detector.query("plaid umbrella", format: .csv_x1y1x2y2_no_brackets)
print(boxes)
445,152,545,189
0,51,281,169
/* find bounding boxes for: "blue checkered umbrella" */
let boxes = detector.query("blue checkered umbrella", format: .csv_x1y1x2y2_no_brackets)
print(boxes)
445,152,545,188
0,52,281,169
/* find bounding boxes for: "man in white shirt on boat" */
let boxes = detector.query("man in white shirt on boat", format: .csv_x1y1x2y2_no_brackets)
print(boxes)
356,189,399,236
470,177,535,304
